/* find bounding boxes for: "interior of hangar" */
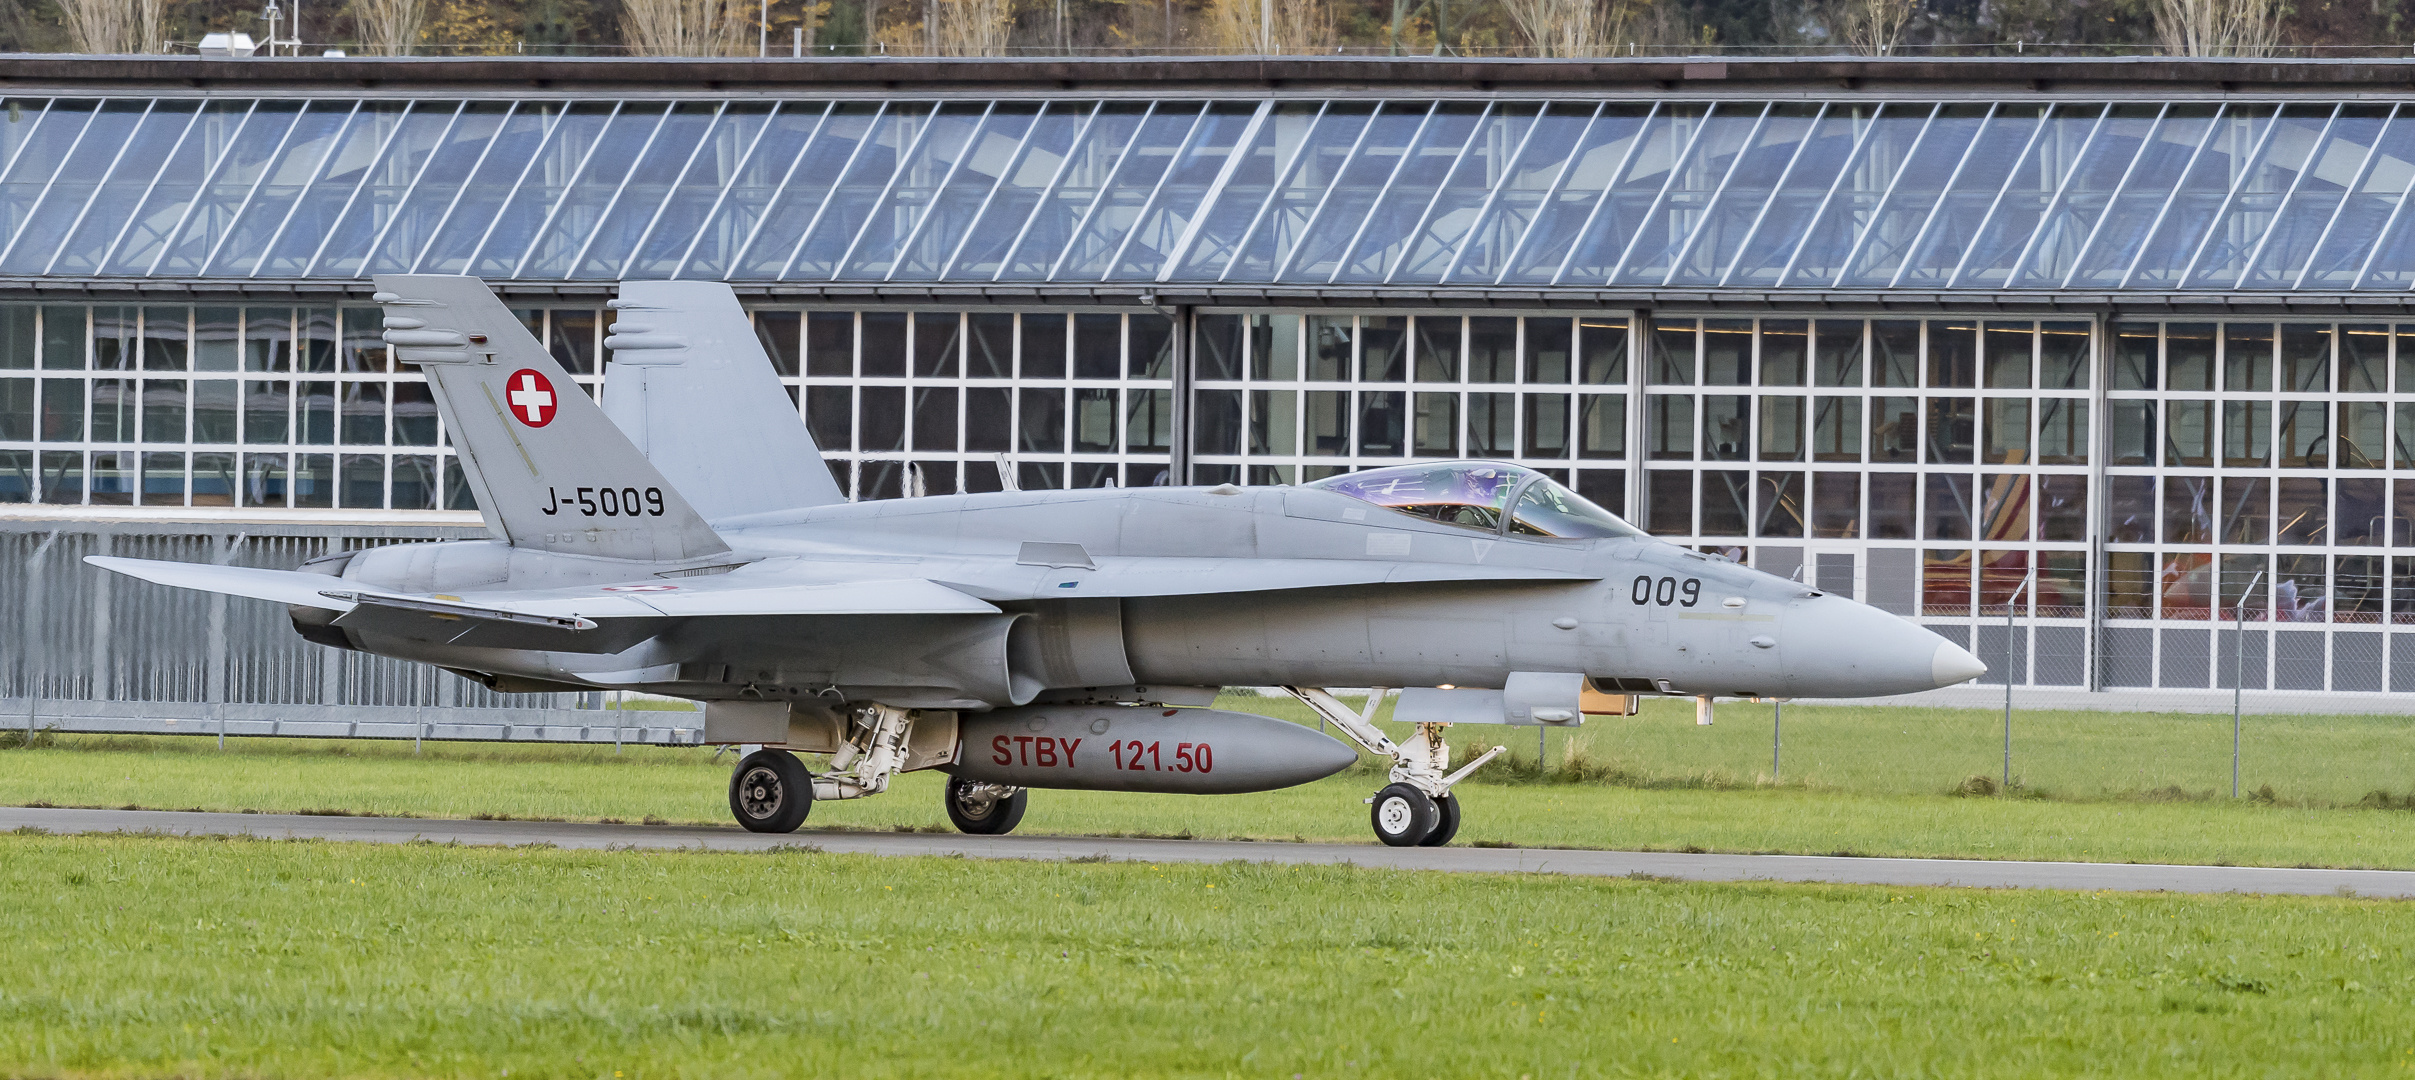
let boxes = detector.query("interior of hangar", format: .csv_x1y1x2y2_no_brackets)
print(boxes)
5,55,2415,714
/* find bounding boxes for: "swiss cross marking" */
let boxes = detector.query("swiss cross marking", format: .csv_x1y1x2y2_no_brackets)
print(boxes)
506,369,557,427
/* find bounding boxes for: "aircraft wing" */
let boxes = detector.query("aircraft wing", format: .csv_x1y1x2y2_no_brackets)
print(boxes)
930,556,1598,601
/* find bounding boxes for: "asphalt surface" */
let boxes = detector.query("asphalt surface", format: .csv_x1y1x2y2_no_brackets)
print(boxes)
7,805,2411,898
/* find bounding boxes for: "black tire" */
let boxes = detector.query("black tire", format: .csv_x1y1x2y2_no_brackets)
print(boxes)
728,749,812,834
1419,793,1462,847
945,776,1028,835
1370,783,1439,847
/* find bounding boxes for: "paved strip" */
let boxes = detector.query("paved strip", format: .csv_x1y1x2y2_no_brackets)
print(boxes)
7,806,2412,898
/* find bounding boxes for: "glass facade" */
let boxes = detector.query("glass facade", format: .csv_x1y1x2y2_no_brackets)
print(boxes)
5,96,2415,289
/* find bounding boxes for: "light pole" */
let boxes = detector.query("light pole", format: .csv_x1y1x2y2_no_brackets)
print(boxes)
2001,568,2031,793
2233,568,2264,799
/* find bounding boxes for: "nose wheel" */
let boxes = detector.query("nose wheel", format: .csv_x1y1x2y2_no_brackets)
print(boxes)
729,748,813,833
1283,687,1503,848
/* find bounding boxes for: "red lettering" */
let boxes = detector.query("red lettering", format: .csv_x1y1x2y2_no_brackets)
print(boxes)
1110,740,1124,770
1060,737,1080,767
992,734,1011,766
1148,741,1162,770
1176,742,1195,773
1197,743,1212,773
1036,738,1058,768
1013,735,1034,766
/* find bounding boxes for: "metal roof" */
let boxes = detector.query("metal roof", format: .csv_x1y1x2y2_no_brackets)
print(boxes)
3,58,2415,306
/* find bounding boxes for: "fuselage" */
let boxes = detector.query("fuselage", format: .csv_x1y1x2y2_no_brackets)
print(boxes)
312,483,1979,707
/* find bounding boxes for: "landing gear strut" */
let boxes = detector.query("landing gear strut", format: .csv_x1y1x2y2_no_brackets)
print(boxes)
1283,686,1504,847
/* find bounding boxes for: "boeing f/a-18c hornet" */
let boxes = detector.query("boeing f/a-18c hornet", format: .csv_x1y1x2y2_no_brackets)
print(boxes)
92,276,1986,847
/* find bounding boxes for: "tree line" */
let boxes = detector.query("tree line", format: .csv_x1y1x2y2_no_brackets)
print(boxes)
0,0,2399,63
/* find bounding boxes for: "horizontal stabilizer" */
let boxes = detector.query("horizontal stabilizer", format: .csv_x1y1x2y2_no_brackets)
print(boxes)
89,556,1001,622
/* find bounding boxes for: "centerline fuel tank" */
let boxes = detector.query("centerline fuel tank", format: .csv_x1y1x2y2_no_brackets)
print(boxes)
945,705,1360,794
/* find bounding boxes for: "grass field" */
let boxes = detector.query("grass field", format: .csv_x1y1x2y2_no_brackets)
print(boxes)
9,703,2415,868
3,833,2412,1078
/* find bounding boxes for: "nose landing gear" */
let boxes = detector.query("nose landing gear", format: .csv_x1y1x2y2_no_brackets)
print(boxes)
1284,686,1502,847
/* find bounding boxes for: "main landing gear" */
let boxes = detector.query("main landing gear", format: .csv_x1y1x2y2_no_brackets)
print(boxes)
1283,687,1501,847
726,703,1030,837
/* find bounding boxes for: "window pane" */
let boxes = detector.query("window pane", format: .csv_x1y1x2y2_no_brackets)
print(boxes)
1468,317,1516,383
1927,322,1976,387
2221,476,2270,544
967,387,1013,453
806,312,855,377
1925,473,1973,540
2340,401,2386,468
912,386,958,451
293,453,333,508
1814,321,1861,387
1578,319,1625,385
2109,400,2155,465
1647,471,1691,535
1984,473,2030,541
1248,390,1294,455
1127,389,1172,452
1868,472,1915,538
2111,322,2160,390
2341,324,2388,392
1985,398,2029,465
1359,316,1406,383
2038,399,2087,465
1651,319,1695,385
141,379,187,443
860,385,905,450
1075,388,1121,453
339,382,384,445
1525,317,1572,384
1248,314,1296,381
1756,471,1803,538
1925,397,1975,463
1190,314,1241,382
1305,315,1351,382
1701,470,1748,536
1018,387,1064,453
2280,325,2330,393
2339,477,2385,546
2165,322,2215,391
1414,316,1461,383
1759,320,1806,387
2224,324,2273,390
2277,400,2328,468
1702,395,1748,461
1812,471,1859,538
1758,395,1803,462
1577,394,1623,459
2107,475,2155,542
913,313,960,378
2040,322,2089,389
1808,396,1860,462
1413,392,1457,455
1301,390,1344,455
1358,391,1405,456
861,312,906,377
2277,477,2328,544
2163,475,2212,544
2040,475,2087,541
1702,320,1751,386
2163,399,2210,467
1468,392,1514,456
1872,320,1918,387
1522,393,1568,458
1983,324,2031,389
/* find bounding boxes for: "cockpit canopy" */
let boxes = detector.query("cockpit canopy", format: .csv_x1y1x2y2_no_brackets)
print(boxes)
1304,463,1646,540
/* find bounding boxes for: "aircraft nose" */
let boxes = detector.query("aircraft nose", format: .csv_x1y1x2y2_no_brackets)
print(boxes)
1931,639,1987,687
1777,595,1988,698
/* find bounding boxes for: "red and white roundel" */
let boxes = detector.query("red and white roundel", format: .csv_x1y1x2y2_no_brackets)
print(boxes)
504,369,558,427
602,584,679,593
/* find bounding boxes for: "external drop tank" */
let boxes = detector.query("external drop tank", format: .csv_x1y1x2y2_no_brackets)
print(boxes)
945,706,1361,794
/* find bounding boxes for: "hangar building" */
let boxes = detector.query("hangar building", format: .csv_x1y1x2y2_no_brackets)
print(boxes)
5,54,2415,726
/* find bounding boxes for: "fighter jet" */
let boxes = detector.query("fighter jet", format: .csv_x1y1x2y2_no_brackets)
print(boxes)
89,276,1986,847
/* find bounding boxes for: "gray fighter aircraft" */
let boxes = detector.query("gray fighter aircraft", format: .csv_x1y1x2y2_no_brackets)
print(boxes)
90,276,1985,847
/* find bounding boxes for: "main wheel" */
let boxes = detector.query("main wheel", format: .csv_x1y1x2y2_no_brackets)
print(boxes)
1419,793,1462,847
945,776,1028,836
728,749,812,833
1370,783,1440,847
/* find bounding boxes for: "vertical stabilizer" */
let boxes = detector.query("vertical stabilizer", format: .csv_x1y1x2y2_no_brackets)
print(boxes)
372,275,730,563
602,281,847,520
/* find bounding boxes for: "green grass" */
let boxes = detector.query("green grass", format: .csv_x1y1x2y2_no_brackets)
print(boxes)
3,833,2413,1078
10,724,2415,869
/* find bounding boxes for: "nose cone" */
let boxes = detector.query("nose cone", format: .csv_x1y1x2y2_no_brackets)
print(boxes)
1777,595,1988,698
1932,640,1987,686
